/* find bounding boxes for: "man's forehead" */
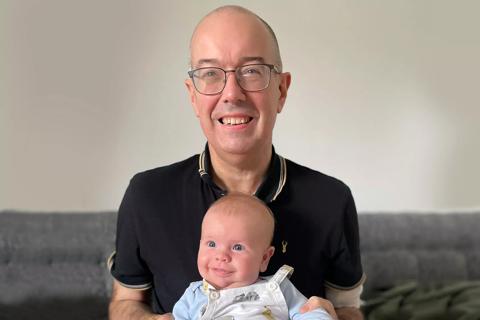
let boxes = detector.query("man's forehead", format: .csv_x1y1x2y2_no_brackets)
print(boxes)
190,32,274,68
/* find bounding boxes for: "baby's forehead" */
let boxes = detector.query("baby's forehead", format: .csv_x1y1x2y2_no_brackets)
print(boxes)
203,200,274,239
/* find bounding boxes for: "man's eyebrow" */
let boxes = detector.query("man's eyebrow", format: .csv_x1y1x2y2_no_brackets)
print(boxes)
238,56,266,64
193,57,267,68
195,59,220,67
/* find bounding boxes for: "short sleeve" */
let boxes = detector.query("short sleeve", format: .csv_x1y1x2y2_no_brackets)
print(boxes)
325,188,365,289
109,177,153,289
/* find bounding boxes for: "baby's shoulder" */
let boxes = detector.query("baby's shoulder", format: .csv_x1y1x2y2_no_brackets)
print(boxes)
184,280,205,295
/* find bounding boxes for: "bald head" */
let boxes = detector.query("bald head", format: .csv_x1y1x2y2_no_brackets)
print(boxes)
190,5,283,71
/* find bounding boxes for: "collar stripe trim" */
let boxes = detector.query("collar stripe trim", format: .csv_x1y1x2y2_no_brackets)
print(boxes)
197,149,287,202
198,150,207,176
271,155,287,201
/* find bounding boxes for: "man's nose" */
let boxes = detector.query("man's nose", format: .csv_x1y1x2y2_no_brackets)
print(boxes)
221,72,246,103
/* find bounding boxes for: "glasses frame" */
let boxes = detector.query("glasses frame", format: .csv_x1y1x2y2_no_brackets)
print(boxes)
187,63,280,95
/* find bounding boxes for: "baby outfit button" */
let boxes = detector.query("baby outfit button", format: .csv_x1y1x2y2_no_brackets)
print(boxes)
210,291,220,299
267,282,278,290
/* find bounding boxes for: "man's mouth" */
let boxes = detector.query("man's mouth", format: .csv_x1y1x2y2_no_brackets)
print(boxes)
219,116,253,125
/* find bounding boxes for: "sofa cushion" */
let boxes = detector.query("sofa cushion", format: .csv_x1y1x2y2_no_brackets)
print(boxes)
359,213,480,298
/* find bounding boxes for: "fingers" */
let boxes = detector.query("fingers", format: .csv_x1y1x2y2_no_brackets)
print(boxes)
300,296,338,320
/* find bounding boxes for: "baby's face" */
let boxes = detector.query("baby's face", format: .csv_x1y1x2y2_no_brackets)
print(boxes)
197,201,274,289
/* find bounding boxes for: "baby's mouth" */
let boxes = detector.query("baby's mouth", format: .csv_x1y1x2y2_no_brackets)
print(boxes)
212,267,233,276
219,116,252,125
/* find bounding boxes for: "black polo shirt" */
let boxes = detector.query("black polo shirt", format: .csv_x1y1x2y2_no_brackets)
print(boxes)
110,145,364,313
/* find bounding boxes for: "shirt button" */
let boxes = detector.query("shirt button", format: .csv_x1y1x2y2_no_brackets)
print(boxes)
267,282,278,291
210,291,220,299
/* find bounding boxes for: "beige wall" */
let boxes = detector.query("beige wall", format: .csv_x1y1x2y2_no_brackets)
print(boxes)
1,1,479,212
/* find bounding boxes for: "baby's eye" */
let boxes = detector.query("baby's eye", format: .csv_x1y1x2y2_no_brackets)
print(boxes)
207,241,216,248
232,244,244,251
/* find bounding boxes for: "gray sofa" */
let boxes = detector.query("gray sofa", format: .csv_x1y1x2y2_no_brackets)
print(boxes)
1,211,479,319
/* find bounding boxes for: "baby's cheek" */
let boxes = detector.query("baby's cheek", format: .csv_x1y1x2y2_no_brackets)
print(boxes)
197,255,208,274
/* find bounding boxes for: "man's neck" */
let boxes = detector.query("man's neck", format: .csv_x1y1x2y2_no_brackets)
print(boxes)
209,145,272,195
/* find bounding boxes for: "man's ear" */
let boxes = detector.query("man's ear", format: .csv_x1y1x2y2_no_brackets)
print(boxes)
185,79,200,117
277,72,291,114
260,246,275,272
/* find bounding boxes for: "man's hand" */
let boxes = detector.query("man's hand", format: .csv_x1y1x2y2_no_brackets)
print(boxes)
299,296,338,319
299,296,364,320
109,280,173,320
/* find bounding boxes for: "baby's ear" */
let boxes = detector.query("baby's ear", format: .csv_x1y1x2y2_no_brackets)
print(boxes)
260,246,275,272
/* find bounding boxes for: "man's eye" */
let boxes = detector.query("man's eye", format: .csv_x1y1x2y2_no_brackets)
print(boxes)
207,241,216,248
199,69,220,79
240,67,262,76
232,244,244,251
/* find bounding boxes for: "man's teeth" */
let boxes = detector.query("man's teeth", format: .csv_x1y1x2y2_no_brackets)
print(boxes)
221,117,251,125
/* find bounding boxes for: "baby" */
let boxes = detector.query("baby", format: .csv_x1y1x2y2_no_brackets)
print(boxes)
172,193,332,320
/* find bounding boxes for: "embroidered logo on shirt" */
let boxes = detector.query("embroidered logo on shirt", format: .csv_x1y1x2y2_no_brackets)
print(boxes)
281,240,288,253
233,291,260,303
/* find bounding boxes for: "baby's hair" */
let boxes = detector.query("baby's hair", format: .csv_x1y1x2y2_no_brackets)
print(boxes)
206,193,275,244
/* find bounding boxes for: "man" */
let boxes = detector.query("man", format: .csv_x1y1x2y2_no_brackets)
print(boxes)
109,5,365,320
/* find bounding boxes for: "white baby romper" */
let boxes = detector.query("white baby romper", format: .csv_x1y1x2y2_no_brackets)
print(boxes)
200,265,294,320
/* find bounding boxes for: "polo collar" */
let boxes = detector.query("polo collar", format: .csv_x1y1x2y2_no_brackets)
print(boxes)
198,144,287,203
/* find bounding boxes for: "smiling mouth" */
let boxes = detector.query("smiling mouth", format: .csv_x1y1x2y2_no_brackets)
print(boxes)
212,267,233,277
219,116,253,125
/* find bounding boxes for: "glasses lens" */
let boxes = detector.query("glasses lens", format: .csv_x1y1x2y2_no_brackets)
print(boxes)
237,64,271,91
192,68,225,94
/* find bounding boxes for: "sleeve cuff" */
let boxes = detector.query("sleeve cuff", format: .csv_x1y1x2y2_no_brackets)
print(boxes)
324,272,366,290
107,250,152,290
324,273,367,308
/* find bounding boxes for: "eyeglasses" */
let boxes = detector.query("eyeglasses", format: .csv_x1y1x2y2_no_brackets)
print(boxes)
188,64,280,95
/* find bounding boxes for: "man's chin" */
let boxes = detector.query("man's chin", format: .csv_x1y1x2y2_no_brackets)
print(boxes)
208,140,264,156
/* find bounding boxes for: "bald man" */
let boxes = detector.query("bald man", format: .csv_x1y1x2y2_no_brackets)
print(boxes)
109,6,365,320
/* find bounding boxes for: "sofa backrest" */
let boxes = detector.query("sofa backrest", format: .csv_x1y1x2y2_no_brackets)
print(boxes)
359,212,480,298
1,211,479,303
0,212,116,305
